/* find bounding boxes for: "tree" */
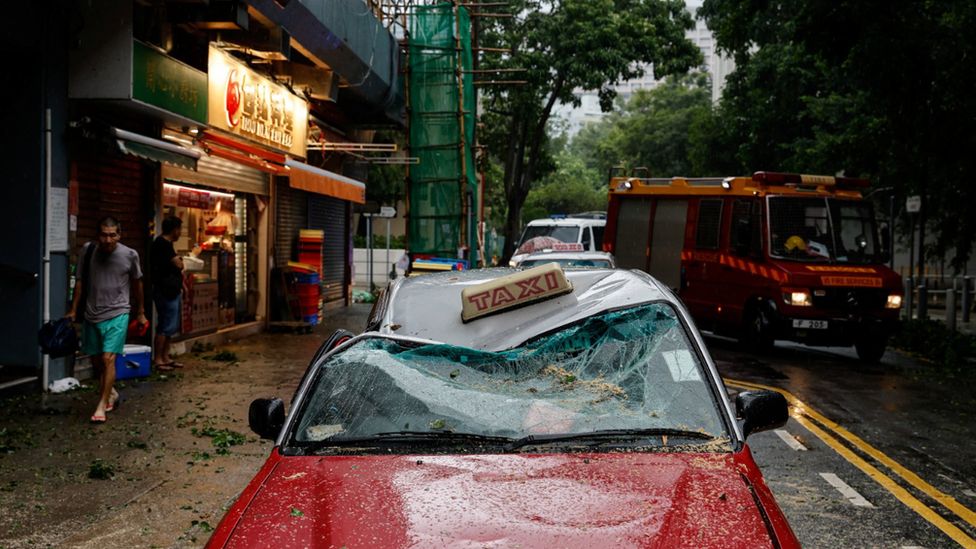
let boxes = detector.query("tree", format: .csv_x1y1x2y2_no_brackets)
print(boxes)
700,0,976,270
570,74,715,177
479,0,701,261
522,153,605,221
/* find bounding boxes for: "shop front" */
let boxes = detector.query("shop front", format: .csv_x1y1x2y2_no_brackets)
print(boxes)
159,147,271,338
205,44,364,318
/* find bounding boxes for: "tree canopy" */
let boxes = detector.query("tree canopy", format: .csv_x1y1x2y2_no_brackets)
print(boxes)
699,0,976,269
522,153,605,222
570,73,713,178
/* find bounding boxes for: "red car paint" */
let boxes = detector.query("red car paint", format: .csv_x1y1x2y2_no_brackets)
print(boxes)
207,446,799,548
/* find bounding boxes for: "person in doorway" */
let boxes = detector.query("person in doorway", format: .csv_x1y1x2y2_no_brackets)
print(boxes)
67,216,147,423
150,216,185,371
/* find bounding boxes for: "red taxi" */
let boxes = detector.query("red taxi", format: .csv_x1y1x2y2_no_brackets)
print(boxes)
207,264,799,548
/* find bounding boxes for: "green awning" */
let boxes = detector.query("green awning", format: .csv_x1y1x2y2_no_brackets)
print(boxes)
112,127,201,170
117,139,198,170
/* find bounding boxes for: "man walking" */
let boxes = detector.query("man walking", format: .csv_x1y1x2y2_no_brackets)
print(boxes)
67,217,147,423
151,216,185,370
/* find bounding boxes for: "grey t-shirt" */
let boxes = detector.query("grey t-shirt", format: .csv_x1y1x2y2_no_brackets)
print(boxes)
81,242,143,323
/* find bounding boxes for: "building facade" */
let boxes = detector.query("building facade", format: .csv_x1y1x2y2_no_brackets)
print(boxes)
0,0,403,391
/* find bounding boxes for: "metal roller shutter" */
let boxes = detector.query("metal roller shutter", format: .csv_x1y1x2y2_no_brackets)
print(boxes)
614,198,653,271
308,196,349,304
275,179,308,268
161,156,269,196
75,148,152,265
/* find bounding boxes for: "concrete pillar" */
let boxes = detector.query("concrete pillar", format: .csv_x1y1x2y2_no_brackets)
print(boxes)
918,284,928,320
904,276,914,320
963,276,972,324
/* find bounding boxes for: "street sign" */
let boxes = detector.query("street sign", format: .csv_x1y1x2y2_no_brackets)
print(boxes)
906,195,921,213
377,206,397,218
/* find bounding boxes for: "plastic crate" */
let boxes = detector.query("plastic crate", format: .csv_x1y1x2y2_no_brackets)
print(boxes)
115,344,151,380
293,273,320,284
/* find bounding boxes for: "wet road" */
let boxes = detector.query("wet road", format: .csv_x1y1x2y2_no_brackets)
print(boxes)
710,337,976,548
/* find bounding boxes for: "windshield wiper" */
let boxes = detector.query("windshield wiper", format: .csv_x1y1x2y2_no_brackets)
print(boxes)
504,428,717,451
311,430,514,449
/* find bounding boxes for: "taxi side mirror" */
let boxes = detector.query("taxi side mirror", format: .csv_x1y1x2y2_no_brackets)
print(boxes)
736,390,788,438
249,398,285,440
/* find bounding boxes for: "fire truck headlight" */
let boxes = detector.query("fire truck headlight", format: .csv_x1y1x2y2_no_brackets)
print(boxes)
617,179,633,191
783,289,812,307
886,294,903,309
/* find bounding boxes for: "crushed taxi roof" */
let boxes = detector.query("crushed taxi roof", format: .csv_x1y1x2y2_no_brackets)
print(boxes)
376,268,671,351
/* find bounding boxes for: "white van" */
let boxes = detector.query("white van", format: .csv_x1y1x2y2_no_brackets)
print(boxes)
509,214,607,267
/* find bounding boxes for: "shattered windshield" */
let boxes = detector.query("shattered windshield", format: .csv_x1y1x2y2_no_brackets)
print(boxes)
768,197,881,263
289,303,728,453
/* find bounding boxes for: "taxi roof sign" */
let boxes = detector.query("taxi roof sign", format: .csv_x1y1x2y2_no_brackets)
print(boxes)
461,263,574,323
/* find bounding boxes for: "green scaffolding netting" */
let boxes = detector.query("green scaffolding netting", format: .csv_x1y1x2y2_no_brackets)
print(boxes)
409,3,477,256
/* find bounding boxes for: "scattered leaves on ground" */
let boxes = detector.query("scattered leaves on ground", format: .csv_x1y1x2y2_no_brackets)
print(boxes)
191,427,246,455
203,351,239,363
88,459,115,480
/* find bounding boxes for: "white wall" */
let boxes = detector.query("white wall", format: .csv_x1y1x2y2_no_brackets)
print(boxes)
353,247,406,290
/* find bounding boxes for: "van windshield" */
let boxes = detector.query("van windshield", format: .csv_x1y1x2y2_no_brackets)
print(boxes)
768,197,882,263
519,225,581,247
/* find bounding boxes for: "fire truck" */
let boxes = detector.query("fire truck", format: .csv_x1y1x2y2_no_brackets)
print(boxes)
603,171,903,362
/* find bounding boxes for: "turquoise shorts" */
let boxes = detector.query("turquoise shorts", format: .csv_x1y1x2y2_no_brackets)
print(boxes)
82,313,129,356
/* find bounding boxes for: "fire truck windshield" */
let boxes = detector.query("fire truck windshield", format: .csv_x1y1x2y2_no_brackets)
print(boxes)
768,197,881,264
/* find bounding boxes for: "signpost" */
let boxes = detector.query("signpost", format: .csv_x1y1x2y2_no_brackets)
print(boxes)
905,195,921,320
906,195,921,213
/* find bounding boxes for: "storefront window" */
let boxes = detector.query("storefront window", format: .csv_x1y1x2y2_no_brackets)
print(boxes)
162,182,256,335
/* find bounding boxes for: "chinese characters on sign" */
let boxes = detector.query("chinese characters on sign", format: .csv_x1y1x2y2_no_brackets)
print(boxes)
207,45,308,157
132,41,208,124
163,183,233,211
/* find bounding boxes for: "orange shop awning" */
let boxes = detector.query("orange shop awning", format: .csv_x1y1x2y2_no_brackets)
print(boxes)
285,159,366,204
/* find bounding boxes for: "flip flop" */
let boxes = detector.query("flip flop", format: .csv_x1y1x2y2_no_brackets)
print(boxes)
90,414,106,423
106,397,120,413
155,363,175,372
158,361,184,369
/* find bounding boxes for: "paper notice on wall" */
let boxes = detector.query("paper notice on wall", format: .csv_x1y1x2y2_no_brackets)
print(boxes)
47,187,69,252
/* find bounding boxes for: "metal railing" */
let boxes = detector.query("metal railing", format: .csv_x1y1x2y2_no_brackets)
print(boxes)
904,275,974,331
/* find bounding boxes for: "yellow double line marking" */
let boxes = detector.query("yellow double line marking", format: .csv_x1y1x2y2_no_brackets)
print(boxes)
725,377,976,549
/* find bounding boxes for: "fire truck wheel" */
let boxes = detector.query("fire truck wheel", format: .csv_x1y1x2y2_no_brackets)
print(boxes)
854,336,888,364
740,303,775,354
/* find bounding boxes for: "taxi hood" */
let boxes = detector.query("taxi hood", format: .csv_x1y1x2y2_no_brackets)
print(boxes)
222,452,778,549
379,268,668,352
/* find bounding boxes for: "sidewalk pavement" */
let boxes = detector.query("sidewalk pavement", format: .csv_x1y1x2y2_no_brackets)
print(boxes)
0,304,372,549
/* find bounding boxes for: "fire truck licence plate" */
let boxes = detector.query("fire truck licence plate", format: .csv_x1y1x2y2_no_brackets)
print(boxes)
792,319,828,330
